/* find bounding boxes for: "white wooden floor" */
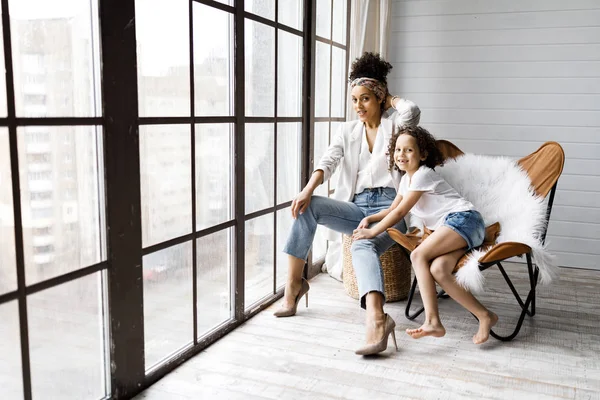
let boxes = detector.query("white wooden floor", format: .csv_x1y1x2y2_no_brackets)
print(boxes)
135,263,600,400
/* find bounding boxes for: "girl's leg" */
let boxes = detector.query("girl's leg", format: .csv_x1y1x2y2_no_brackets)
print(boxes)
279,196,364,310
430,249,498,344
406,226,469,339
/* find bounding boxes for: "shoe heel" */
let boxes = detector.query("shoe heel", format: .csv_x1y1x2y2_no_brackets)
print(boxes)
274,278,310,318
391,329,398,351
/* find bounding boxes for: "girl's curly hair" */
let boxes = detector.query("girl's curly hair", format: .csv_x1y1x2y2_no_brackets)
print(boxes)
387,126,444,172
348,52,393,86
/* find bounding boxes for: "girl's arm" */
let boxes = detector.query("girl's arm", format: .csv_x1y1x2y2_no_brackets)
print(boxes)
352,190,424,240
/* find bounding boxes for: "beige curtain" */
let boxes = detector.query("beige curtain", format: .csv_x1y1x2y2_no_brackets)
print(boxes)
346,0,392,120
324,0,393,281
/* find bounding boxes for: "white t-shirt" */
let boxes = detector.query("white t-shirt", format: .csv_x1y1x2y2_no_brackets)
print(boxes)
355,125,394,194
398,165,474,230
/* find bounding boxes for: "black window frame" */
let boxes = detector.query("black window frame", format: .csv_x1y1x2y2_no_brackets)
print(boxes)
0,0,352,398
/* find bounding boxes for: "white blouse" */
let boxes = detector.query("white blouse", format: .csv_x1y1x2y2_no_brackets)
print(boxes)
355,125,394,194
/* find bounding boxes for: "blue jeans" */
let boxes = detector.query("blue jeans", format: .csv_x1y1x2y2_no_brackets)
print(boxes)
283,187,407,308
442,210,485,250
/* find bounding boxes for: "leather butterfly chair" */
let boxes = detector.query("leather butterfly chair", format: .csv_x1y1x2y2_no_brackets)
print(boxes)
387,140,565,341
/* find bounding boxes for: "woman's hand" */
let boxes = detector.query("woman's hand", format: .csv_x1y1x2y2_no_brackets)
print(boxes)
357,217,371,230
291,189,312,219
352,228,375,240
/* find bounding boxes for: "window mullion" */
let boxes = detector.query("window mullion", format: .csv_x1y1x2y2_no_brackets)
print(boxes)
99,0,145,396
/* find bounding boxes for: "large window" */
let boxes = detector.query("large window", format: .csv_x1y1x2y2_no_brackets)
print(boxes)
0,0,107,399
0,0,350,398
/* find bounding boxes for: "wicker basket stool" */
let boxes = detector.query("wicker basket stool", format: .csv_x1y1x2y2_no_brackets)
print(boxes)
342,235,411,302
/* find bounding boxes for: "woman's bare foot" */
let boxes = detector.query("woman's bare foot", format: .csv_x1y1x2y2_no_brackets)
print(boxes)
473,312,498,344
406,322,446,339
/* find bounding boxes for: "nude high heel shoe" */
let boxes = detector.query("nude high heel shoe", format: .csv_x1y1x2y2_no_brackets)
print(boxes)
355,313,398,355
273,278,310,317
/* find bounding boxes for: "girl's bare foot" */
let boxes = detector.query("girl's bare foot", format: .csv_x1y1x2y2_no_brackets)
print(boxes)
473,312,498,344
406,322,446,339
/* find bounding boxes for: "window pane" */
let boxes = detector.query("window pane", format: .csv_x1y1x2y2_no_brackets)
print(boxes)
10,0,101,117
245,214,274,308
245,124,274,214
0,302,23,399
315,42,331,118
316,0,331,39
245,21,275,117
193,3,233,116
279,0,303,31
313,122,329,197
18,126,105,285
0,18,6,117
196,124,233,231
277,123,300,204
332,0,347,44
28,273,107,399
143,242,192,369
246,0,275,21
136,0,190,117
277,30,302,118
0,129,16,294
331,47,346,118
276,208,293,289
140,125,191,247
197,229,232,337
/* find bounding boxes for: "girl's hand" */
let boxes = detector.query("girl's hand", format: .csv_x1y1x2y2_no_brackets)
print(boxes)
352,228,375,240
357,217,371,230
291,189,312,219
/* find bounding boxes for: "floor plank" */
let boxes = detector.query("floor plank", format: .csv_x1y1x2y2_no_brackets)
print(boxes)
135,263,600,399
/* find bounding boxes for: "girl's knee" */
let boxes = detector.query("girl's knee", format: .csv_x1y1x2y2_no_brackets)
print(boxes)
430,263,452,282
410,248,426,265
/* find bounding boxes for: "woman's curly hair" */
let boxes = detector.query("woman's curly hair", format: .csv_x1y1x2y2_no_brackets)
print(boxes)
387,126,444,172
348,52,393,86
348,52,393,112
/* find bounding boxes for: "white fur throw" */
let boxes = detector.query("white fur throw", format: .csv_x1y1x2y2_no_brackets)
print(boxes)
409,154,558,293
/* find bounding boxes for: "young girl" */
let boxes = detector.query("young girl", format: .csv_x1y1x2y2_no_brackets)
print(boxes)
352,126,498,344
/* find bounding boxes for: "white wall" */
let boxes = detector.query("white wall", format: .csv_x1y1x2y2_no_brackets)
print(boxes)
388,0,600,270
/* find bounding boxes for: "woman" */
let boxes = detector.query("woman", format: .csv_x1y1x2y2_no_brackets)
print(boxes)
274,52,420,355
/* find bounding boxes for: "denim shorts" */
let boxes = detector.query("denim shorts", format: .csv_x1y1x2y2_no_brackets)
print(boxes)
442,210,485,250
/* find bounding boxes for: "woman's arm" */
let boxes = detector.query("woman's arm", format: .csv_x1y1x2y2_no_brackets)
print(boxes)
314,124,345,183
291,170,324,219
385,94,409,111
352,190,424,239
384,94,395,111
384,95,421,128
291,124,347,219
